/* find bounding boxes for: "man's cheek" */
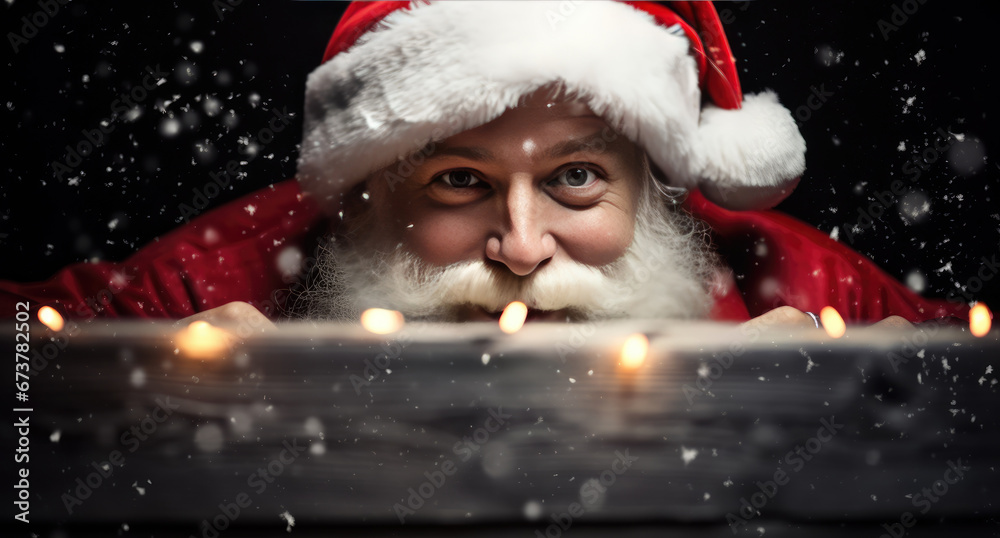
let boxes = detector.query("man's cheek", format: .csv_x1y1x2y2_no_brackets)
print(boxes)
400,214,486,266
555,211,634,266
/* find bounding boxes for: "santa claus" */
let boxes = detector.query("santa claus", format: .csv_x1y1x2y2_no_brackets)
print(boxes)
0,1,969,329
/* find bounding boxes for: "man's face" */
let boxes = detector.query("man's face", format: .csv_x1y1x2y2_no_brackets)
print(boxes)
304,92,716,323
364,93,644,320
373,94,643,270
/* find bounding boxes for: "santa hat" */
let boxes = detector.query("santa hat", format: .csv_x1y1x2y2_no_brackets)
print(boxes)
297,1,806,212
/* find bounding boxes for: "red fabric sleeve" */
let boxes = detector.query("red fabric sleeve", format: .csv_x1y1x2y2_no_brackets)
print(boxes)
686,191,969,323
0,180,326,320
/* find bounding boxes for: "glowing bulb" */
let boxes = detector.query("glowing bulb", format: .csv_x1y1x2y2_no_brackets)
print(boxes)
499,301,528,334
176,320,232,359
970,303,992,337
620,333,649,369
37,306,65,332
820,306,846,339
360,308,405,335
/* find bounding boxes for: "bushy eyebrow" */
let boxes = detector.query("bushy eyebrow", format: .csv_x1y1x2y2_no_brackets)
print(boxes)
428,145,496,162
544,131,613,159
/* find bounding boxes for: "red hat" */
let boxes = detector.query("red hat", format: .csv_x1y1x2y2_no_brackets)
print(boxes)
297,1,806,212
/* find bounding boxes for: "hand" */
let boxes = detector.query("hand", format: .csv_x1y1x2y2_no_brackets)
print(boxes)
870,315,912,329
177,301,277,337
741,306,818,330
741,306,913,330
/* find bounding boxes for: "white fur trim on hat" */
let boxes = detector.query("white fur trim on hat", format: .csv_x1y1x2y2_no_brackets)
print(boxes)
297,0,806,211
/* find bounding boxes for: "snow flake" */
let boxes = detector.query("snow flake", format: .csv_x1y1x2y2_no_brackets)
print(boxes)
905,271,926,293
244,204,257,216
279,510,295,532
681,446,698,465
901,96,916,114
159,117,181,137
203,96,223,117
276,246,303,278
130,368,146,388
523,500,543,520
304,416,323,436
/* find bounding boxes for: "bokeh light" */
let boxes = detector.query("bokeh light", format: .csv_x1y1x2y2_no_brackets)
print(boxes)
620,333,649,370
820,306,846,339
360,308,405,335
499,301,528,334
37,306,65,332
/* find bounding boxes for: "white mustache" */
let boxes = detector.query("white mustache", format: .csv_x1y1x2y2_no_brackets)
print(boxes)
420,258,622,314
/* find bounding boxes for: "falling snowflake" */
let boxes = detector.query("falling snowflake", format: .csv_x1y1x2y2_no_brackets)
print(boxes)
681,446,698,465
279,510,295,532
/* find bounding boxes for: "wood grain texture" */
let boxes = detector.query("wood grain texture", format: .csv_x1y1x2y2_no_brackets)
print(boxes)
8,320,999,536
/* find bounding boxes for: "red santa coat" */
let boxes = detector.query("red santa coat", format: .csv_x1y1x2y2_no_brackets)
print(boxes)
0,179,968,323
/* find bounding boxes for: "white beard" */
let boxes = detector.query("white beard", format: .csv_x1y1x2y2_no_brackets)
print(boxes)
296,191,718,322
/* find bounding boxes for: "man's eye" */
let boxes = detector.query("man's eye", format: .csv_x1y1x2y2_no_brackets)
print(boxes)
552,167,598,188
437,171,481,188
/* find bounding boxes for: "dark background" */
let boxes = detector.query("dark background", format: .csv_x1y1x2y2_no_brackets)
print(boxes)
2,1,997,310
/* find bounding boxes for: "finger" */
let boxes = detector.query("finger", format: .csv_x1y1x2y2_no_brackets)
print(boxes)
744,306,816,330
871,315,913,330
177,301,277,333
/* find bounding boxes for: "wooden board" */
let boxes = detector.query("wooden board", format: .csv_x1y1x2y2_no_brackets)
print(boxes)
7,320,1000,536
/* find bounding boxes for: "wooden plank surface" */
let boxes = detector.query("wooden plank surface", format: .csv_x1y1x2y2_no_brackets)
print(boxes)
7,320,999,536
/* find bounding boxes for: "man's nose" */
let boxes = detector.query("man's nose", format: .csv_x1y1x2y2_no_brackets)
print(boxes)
485,181,557,276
